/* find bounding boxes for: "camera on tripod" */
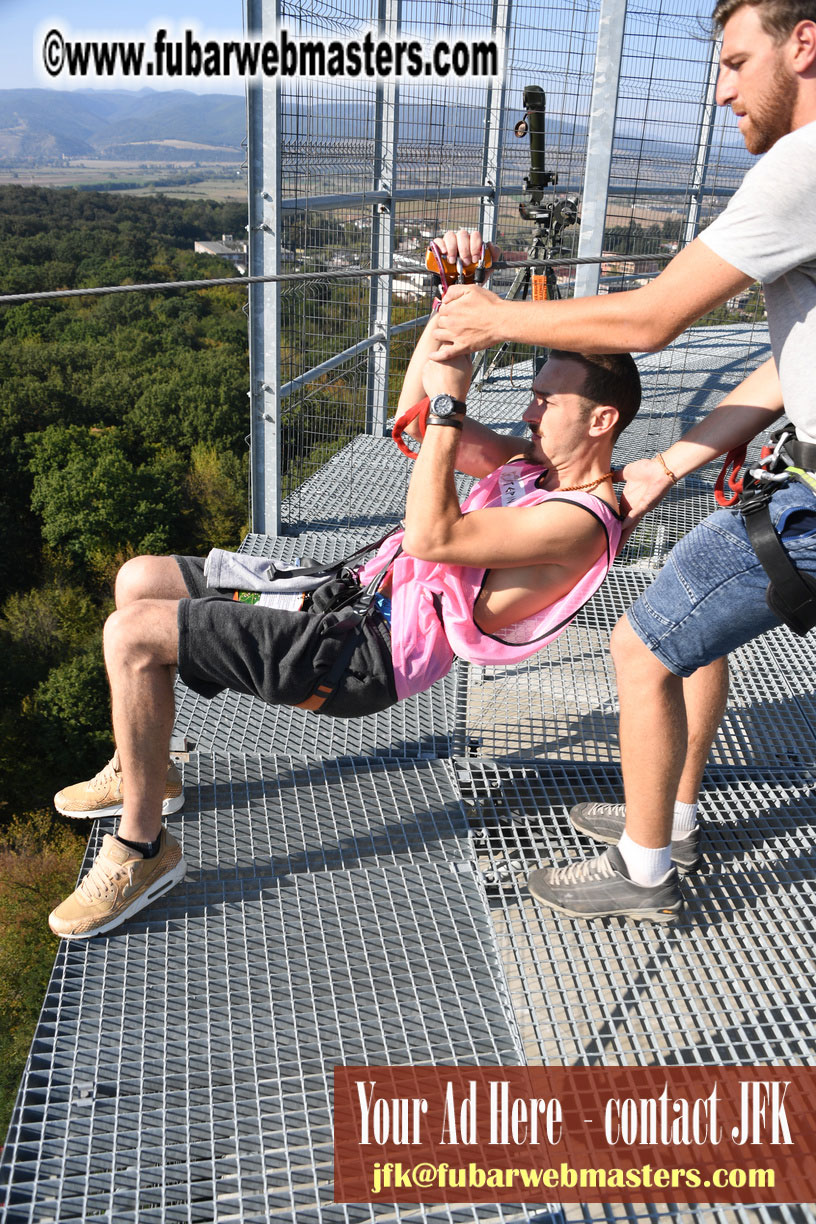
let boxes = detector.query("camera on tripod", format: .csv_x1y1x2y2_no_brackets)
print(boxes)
515,85,578,250
472,85,580,383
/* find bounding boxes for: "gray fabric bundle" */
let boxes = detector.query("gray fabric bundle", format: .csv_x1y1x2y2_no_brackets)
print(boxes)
203,549,327,593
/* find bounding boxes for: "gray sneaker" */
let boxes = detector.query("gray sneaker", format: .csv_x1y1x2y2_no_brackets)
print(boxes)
569,801,701,873
527,846,683,923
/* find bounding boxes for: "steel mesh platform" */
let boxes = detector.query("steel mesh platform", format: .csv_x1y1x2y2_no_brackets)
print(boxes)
281,437,474,534
0,863,528,1224
173,668,463,760
172,752,476,878
68,754,475,884
464,568,816,768
458,759,816,1068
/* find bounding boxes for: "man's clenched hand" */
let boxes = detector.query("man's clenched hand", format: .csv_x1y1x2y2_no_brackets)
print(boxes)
614,456,677,546
432,284,505,358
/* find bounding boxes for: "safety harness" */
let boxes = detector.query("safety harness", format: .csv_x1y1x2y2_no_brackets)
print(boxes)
264,528,402,711
715,427,816,636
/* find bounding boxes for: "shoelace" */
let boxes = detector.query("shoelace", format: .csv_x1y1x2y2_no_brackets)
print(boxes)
584,801,622,817
549,853,615,885
90,751,121,792
79,851,128,900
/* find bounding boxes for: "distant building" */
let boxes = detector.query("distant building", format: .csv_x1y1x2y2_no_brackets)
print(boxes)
391,277,426,301
727,290,753,311
194,234,248,274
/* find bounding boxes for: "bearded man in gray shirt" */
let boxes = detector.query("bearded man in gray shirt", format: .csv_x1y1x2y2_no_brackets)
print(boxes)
433,0,816,921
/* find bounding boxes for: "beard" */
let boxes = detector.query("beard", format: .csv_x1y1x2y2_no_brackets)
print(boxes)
740,58,796,154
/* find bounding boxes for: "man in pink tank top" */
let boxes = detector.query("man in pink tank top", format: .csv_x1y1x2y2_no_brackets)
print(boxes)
47,287,641,940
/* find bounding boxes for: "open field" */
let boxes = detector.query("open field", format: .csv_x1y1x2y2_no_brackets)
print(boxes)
0,159,247,199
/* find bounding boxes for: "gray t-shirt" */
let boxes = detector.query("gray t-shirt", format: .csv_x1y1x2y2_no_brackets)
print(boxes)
699,120,816,443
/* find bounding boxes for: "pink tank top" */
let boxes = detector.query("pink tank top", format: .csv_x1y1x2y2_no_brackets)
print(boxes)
357,460,622,701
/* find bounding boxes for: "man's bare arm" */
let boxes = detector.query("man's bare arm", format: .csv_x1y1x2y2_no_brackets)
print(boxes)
402,369,603,572
432,238,753,358
615,356,785,538
398,313,522,477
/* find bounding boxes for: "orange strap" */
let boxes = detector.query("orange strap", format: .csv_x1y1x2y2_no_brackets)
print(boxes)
295,683,335,711
392,395,430,460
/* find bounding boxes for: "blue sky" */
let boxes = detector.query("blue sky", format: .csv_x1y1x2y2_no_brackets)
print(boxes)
6,0,245,91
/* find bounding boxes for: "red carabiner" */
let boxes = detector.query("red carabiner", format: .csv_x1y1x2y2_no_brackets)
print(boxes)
714,444,748,507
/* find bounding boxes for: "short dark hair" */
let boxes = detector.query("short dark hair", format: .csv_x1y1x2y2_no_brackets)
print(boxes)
713,0,816,41
548,349,641,442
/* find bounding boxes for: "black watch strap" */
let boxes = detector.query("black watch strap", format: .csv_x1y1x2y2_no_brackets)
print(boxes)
426,416,464,430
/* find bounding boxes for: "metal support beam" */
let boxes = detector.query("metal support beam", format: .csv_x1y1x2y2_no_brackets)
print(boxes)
246,0,282,535
281,184,494,212
278,179,734,216
479,0,512,244
366,0,401,436
684,34,722,246
280,332,386,400
574,0,628,298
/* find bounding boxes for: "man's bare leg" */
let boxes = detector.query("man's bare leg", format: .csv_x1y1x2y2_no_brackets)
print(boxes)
526,610,689,917
103,599,181,844
115,555,190,609
611,615,685,850
49,597,186,938
611,619,729,845
677,655,729,804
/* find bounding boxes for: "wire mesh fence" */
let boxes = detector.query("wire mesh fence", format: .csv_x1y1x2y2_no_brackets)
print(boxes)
257,0,768,533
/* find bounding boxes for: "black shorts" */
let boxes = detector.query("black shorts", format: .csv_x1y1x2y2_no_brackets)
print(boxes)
174,556,398,718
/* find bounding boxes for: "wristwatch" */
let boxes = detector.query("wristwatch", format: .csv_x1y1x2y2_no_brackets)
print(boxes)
427,394,467,429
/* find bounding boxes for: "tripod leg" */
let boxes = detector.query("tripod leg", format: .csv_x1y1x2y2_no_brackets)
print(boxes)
472,267,530,385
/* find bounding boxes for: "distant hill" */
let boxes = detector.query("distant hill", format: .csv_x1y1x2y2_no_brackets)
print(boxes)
0,86,748,176
0,87,594,167
0,89,246,162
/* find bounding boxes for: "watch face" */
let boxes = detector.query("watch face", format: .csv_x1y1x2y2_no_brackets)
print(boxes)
430,394,456,417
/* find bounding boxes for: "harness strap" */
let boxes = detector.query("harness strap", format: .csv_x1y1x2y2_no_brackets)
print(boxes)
295,613,365,711
787,436,816,471
296,540,402,710
264,525,401,584
714,444,748,507
740,484,816,637
392,395,430,460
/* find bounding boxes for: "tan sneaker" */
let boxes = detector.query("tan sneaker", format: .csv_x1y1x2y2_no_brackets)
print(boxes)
54,750,184,819
49,828,186,940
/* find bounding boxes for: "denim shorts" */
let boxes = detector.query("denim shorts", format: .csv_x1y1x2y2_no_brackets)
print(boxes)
627,479,816,677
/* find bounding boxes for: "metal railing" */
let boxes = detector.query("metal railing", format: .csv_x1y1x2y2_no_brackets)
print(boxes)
245,0,751,534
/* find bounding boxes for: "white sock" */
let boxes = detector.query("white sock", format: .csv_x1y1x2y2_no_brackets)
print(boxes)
672,800,698,838
618,830,673,887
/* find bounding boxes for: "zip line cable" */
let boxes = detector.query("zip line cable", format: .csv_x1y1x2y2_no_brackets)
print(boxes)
0,253,671,307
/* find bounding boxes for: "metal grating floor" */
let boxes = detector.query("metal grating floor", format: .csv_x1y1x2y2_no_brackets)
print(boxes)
173,670,463,761
465,569,816,768
281,438,474,534
5,325,815,1224
0,862,528,1223
459,759,816,1067
168,752,476,878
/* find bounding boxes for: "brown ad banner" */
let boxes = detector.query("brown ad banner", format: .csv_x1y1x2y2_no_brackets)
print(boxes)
333,1065,816,1204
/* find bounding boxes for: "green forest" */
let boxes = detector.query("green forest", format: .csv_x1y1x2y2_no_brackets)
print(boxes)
0,186,255,1133
0,183,764,1139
